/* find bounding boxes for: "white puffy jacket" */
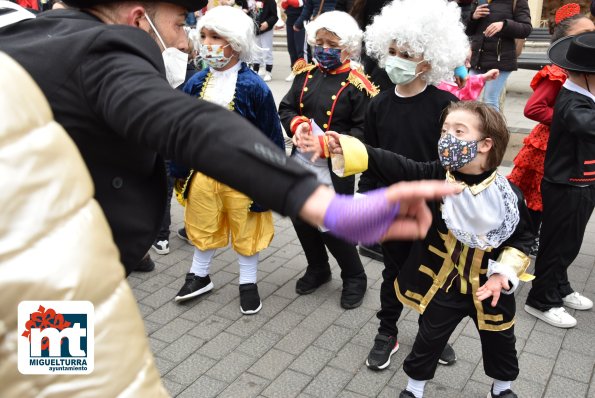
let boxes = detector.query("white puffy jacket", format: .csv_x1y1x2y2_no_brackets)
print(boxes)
0,52,169,398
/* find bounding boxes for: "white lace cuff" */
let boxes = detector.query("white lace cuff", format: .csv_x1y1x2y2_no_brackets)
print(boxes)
487,259,519,295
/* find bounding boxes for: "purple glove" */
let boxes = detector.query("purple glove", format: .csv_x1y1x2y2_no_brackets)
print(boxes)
323,188,400,245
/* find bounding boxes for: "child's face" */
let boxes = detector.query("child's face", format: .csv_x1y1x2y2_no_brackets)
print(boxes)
200,28,235,59
387,42,430,77
315,29,348,62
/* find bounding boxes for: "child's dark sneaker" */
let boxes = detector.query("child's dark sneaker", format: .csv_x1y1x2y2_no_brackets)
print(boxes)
488,389,518,398
239,283,262,315
177,227,191,244
399,390,416,398
174,273,213,302
438,343,457,365
295,270,332,294
340,273,367,309
366,334,399,370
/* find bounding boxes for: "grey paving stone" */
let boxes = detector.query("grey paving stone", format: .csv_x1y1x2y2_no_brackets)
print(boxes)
523,330,563,359
215,297,244,321
143,319,162,335
262,369,312,398
176,375,227,398
344,366,393,397
258,295,292,318
285,293,329,316
313,324,357,352
136,272,177,293
451,334,482,364
132,287,151,301
236,329,283,358
158,334,205,363
359,287,382,311
350,321,379,347
273,243,305,259
423,381,468,398
248,348,295,380
179,298,225,324
218,372,269,398
289,345,335,377
303,366,353,397
262,309,305,335
333,307,376,330
140,286,180,309
433,359,476,391
268,232,297,249
256,255,288,273
571,254,595,268
260,266,301,287
154,356,177,377
126,275,144,288
568,265,592,284
517,352,556,384
161,259,192,278
208,283,241,305
211,270,238,287
329,343,371,373
206,351,258,383
151,317,196,343
165,352,217,385
161,377,186,397
337,391,368,398
187,314,234,341
544,375,589,398
148,336,168,354
226,313,270,338
299,307,342,333
256,281,279,300
145,301,188,325
273,280,300,299
197,331,244,360
377,385,400,398
563,328,595,356
553,349,595,383
281,254,310,271
461,379,492,398
275,326,319,356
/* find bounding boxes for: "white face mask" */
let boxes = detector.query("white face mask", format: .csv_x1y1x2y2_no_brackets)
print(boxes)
199,43,233,70
145,13,188,88
384,55,424,85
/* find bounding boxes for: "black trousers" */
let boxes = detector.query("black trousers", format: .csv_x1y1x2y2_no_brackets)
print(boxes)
156,160,175,241
376,241,411,336
292,218,365,279
403,289,518,381
285,15,306,67
526,181,595,311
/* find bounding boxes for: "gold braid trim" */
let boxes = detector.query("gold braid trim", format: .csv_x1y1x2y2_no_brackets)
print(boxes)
292,59,316,75
347,69,379,97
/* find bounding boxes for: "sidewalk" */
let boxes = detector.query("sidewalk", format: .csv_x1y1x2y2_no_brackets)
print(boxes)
129,51,595,398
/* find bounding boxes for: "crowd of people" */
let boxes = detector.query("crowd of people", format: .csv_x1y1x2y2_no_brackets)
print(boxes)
1,0,595,397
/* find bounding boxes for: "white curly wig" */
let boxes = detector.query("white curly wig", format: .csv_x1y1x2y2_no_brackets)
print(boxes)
306,11,363,59
364,0,469,85
195,6,260,62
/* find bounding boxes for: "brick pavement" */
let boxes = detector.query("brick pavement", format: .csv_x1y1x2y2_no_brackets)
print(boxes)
129,51,595,397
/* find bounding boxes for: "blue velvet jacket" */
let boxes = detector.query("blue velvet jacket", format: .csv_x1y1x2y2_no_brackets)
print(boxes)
181,62,285,211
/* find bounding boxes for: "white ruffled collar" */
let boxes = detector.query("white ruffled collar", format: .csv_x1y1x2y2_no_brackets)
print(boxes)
442,172,519,250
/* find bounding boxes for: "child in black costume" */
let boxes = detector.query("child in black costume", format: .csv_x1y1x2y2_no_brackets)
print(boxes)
323,101,534,398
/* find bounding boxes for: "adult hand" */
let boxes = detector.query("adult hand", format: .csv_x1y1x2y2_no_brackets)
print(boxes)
326,131,343,155
455,75,469,89
260,21,269,31
476,273,510,307
298,132,324,162
472,4,490,20
484,21,504,37
298,181,461,241
293,25,301,32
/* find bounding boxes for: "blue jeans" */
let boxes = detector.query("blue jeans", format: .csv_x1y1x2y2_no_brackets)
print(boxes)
471,69,511,112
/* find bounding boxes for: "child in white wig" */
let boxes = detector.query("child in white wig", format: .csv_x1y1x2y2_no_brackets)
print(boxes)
175,5,284,315
351,0,469,373
278,11,378,310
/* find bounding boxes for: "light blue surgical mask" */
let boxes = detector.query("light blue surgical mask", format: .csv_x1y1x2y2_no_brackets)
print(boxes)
384,55,424,85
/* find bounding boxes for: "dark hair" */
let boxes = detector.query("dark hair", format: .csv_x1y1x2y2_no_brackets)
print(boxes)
444,101,509,171
551,14,586,43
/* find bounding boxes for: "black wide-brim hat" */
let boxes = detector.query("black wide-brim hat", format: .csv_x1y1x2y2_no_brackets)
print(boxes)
548,31,595,73
63,0,207,12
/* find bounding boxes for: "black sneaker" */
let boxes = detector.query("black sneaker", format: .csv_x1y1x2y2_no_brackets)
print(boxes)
399,390,416,398
174,273,214,302
366,334,399,370
438,343,457,365
177,228,191,245
239,283,262,315
358,244,384,262
151,239,170,255
134,254,155,272
340,274,367,309
295,270,332,295
488,388,518,398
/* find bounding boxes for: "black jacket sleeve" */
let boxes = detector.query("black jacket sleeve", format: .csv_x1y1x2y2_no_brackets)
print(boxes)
81,29,319,219
358,97,380,193
278,75,306,137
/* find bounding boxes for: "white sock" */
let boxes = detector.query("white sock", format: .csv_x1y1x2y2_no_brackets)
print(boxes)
238,253,259,284
492,379,512,396
190,248,215,276
405,378,426,398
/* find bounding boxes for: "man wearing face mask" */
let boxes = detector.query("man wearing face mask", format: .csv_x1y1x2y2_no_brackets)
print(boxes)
0,0,458,277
